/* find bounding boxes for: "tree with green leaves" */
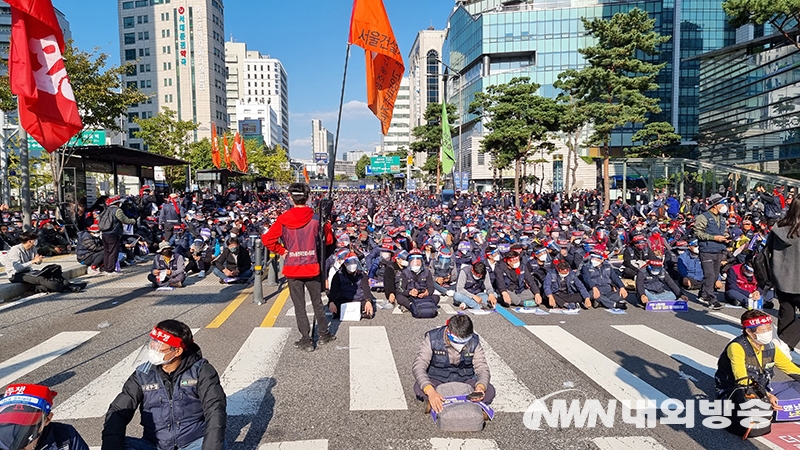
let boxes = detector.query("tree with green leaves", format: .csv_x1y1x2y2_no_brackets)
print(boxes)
134,107,198,190
469,77,562,207
722,0,800,49
629,121,681,157
555,8,671,211
355,154,371,179
411,103,457,177
261,145,292,183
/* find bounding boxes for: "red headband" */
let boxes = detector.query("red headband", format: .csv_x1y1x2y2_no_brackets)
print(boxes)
743,315,772,328
150,327,185,348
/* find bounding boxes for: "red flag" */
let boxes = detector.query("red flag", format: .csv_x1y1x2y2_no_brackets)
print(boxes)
348,0,404,135
210,123,221,169
7,0,82,153
223,134,231,169
232,132,247,172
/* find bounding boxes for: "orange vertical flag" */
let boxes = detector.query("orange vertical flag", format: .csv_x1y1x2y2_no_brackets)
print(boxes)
232,132,247,172
223,134,231,169
348,0,405,135
302,166,310,184
211,123,221,169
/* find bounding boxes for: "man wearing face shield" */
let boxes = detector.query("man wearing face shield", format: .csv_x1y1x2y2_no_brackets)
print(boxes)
580,251,629,309
328,253,375,319
396,250,439,312
411,315,494,414
0,384,88,450
103,320,226,450
715,310,800,437
495,251,541,307
635,259,687,306
430,247,457,299
694,194,731,309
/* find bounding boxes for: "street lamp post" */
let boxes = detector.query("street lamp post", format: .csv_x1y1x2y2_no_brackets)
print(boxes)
437,59,463,191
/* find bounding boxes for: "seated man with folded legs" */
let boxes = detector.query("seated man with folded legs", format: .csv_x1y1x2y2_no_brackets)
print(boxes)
328,253,375,319
725,260,775,309
543,260,591,310
636,259,687,306
453,261,498,310
395,250,440,312
580,250,629,310
147,242,186,288
412,315,495,414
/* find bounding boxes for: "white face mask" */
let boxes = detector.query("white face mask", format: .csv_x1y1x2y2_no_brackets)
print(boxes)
472,272,482,280
591,259,602,268
346,263,358,273
538,253,548,262
510,261,520,269
690,247,699,254
398,260,408,267
718,204,728,215
148,349,174,366
451,342,466,353
559,272,569,279
492,254,501,262
410,263,422,273
574,239,582,245
754,331,772,346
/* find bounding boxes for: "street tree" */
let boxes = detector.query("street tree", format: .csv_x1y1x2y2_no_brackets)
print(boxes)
629,121,682,157
555,8,670,211
722,0,800,49
134,107,198,190
411,102,457,177
356,154,371,179
469,77,562,207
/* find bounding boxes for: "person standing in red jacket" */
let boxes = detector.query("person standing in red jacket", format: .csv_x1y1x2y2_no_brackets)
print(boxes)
262,183,335,352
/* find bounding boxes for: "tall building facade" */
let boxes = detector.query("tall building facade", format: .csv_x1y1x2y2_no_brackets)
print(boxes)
381,77,411,155
118,0,227,149
311,119,334,177
696,33,798,175
444,0,735,187
225,41,289,151
408,28,446,169
235,101,280,149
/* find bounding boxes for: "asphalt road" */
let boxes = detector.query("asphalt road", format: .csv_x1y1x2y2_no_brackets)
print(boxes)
0,262,792,450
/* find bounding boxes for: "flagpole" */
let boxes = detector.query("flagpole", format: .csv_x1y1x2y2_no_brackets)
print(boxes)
328,44,351,199
19,119,30,231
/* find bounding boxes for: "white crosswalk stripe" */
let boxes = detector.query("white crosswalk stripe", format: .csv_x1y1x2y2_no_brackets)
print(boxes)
0,331,99,388
479,338,537,412
221,327,291,416
525,325,670,406
349,326,407,410
54,329,201,420
592,436,668,450
612,325,718,378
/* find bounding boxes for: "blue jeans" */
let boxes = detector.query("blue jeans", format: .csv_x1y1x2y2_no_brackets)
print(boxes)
645,290,677,301
453,291,488,309
212,267,253,282
125,437,212,450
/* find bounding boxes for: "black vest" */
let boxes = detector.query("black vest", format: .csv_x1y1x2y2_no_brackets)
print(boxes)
135,359,206,449
715,334,775,394
426,326,480,383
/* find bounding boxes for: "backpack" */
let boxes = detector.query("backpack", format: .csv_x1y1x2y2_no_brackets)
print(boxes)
410,297,438,318
434,382,486,432
98,207,116,232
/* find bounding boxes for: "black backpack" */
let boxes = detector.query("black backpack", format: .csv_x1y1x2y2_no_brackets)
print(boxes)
410,297,438,319
98,207,116,232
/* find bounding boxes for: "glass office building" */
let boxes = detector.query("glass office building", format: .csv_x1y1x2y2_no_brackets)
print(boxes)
696,33,800,176
445,0,734,181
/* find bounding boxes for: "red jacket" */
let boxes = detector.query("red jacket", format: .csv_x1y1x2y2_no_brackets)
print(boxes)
262,206,333,279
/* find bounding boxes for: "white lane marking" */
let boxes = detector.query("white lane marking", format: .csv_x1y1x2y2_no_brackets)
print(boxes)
55,328,200,420
592,436,668,450
349,326,407,410
430,438,500,449
258,440,328,450
525,326,669,406
221,327,290,416
0,331,99,387
612,325,718,378
479,337,537,412
0,293,49,311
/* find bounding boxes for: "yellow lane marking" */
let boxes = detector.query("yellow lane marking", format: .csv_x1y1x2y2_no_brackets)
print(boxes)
206,287,253,329
261,287,290,327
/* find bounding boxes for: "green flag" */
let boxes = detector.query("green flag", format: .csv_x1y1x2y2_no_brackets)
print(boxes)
440,102,456,174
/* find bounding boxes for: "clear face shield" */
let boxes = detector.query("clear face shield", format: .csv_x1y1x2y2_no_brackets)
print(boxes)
135,327,185,374
0,396,49,450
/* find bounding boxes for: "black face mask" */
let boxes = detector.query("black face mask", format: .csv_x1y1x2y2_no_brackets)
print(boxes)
163,250,173,258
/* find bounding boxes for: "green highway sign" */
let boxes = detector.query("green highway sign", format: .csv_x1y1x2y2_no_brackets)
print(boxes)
28,129,106,151
369,156,401,174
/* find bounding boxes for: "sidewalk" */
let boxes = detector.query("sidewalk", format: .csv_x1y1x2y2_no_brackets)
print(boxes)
0,254,88,302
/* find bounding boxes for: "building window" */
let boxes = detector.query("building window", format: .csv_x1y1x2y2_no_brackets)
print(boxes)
124,33,135,45
137,15,148,24
122,1,134,10
138,48,150,57
162,46,171,54
123,16,135,28
124,49,137,61
426,50,439,104
128,128,139,139
137,31,149,40
140,80,151,88
128,112,139,122
127,81,138,89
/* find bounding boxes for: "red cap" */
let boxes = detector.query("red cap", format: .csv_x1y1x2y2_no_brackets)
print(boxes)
105,195,121,206
632,235,646,243
4,384,57,407
648,259,663,267
88,224,100,233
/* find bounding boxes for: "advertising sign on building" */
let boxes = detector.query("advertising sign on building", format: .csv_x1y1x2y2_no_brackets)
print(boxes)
314,152,329,164
239,119,261,136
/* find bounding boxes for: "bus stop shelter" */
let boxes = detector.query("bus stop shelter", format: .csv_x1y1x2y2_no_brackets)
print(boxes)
196,168,247,193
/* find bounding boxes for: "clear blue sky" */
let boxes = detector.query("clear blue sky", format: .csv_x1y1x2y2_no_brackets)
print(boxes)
53,0,456,159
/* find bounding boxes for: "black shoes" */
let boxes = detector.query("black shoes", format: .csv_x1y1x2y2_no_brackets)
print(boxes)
318,332,337,345
294,338,314,352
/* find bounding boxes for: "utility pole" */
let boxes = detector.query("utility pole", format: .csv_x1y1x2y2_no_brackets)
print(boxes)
19,126,30,230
